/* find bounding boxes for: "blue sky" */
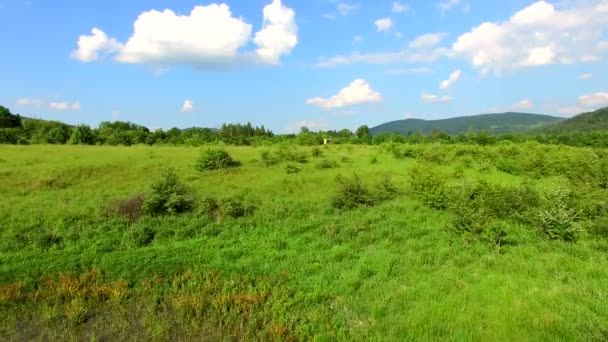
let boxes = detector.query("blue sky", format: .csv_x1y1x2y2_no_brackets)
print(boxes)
1,0,607,132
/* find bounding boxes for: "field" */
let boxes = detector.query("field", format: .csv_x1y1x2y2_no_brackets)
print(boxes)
0,143,607,340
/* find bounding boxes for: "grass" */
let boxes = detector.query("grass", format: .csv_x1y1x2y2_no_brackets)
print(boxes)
0,143,607,340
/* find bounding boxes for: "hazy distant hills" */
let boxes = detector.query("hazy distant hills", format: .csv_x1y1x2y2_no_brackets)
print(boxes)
542,107,608,133
371,112,564,136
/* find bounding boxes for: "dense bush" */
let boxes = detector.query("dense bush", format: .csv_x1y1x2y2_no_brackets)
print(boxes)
143,170,196,216
311,147,324,158
332,174,375,209
316,159,339,170
408,164,448,210
200,195,256,221
195,148,240,171
536,189,582,241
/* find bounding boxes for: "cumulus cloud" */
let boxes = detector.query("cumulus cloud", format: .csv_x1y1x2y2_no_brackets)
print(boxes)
392,1,409,13
306,79,383,109
439,69,461,89
181,99,194,112
513,99,533,109
421,93,453,103
71,28,123,62
286,120,330,133
579,92,608,108
375,18,393,32
49,101,80,111
452,1,608,74
438,0,467,14
71,0,297,68
16,97,42,107
578,73,592,80
317,32,449,67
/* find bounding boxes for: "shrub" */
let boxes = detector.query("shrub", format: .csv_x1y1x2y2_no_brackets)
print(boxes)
536,189,582,242
496,158,522,175
200,195,256,221
408,164,448,210
312,147,324,158
277,148,308,164
332,174,375,209
374,175,399,201
340,155,353,164
195,148,240,171
370,156,378,164
316,159,339,170
143,170,195,216
107,195,145,221
285,163,301,174
260,150,280,167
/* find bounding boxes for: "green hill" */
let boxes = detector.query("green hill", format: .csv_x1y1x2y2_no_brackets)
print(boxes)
543,107,608,133
371,112,564,136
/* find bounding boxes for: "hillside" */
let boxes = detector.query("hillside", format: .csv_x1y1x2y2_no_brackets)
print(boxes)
371,112,564,136
543,107,608,133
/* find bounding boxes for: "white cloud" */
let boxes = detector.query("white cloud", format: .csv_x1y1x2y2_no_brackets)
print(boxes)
181,99,194,112
578,73,592,80
453,1,608,74
375,18,393,32
555,105,586,116
409,33,445,49
70,28,123,62
387,67,433,75
71,102,81,110
421,93,453,103
48,101,80,111
579,92,608,108
392,1,409,13
353,35,363,45
317,32,449,67
286,120,330,133
16,97,42,107
438,0,464,14
306,79,382,109
513,99,533,109
253,0,298,65
439,69,461,89
72,0,297,68
337,3,358,16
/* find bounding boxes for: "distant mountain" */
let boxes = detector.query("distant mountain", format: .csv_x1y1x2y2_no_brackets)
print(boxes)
542,107,608,133
371,112,564,136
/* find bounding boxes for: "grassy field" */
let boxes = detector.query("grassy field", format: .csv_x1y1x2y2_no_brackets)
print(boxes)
0,143,607,340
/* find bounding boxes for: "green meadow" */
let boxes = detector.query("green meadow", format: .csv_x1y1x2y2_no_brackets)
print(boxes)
0,143,607,340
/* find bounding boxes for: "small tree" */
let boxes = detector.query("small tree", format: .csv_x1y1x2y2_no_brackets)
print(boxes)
143,169,195,215
195,148,240,171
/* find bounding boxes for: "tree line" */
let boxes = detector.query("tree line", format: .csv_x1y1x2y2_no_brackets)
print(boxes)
2,105,608,148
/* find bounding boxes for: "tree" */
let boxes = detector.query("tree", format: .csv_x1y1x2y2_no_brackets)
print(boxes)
355,125,372,144
70,124,96,145
0,106,22,128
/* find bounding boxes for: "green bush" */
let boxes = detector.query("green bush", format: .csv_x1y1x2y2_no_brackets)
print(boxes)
200,195,256,221
277,148,308,164
143,170,196,216
312,147,324,158
536,189,581,242
408,164,448,210
195,148,240,171
260,150,280,167
374,175,399,201
285,163,301,174
332,174,375,209
316,159,339,170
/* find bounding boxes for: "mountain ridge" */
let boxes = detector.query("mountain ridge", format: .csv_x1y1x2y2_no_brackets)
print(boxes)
371,112,564,136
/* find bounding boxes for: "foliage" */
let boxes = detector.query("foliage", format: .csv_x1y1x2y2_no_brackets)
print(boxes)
199,195,256,221
143,170,195,216
332,174,375,209
195,148,240,171
316,159,338,170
